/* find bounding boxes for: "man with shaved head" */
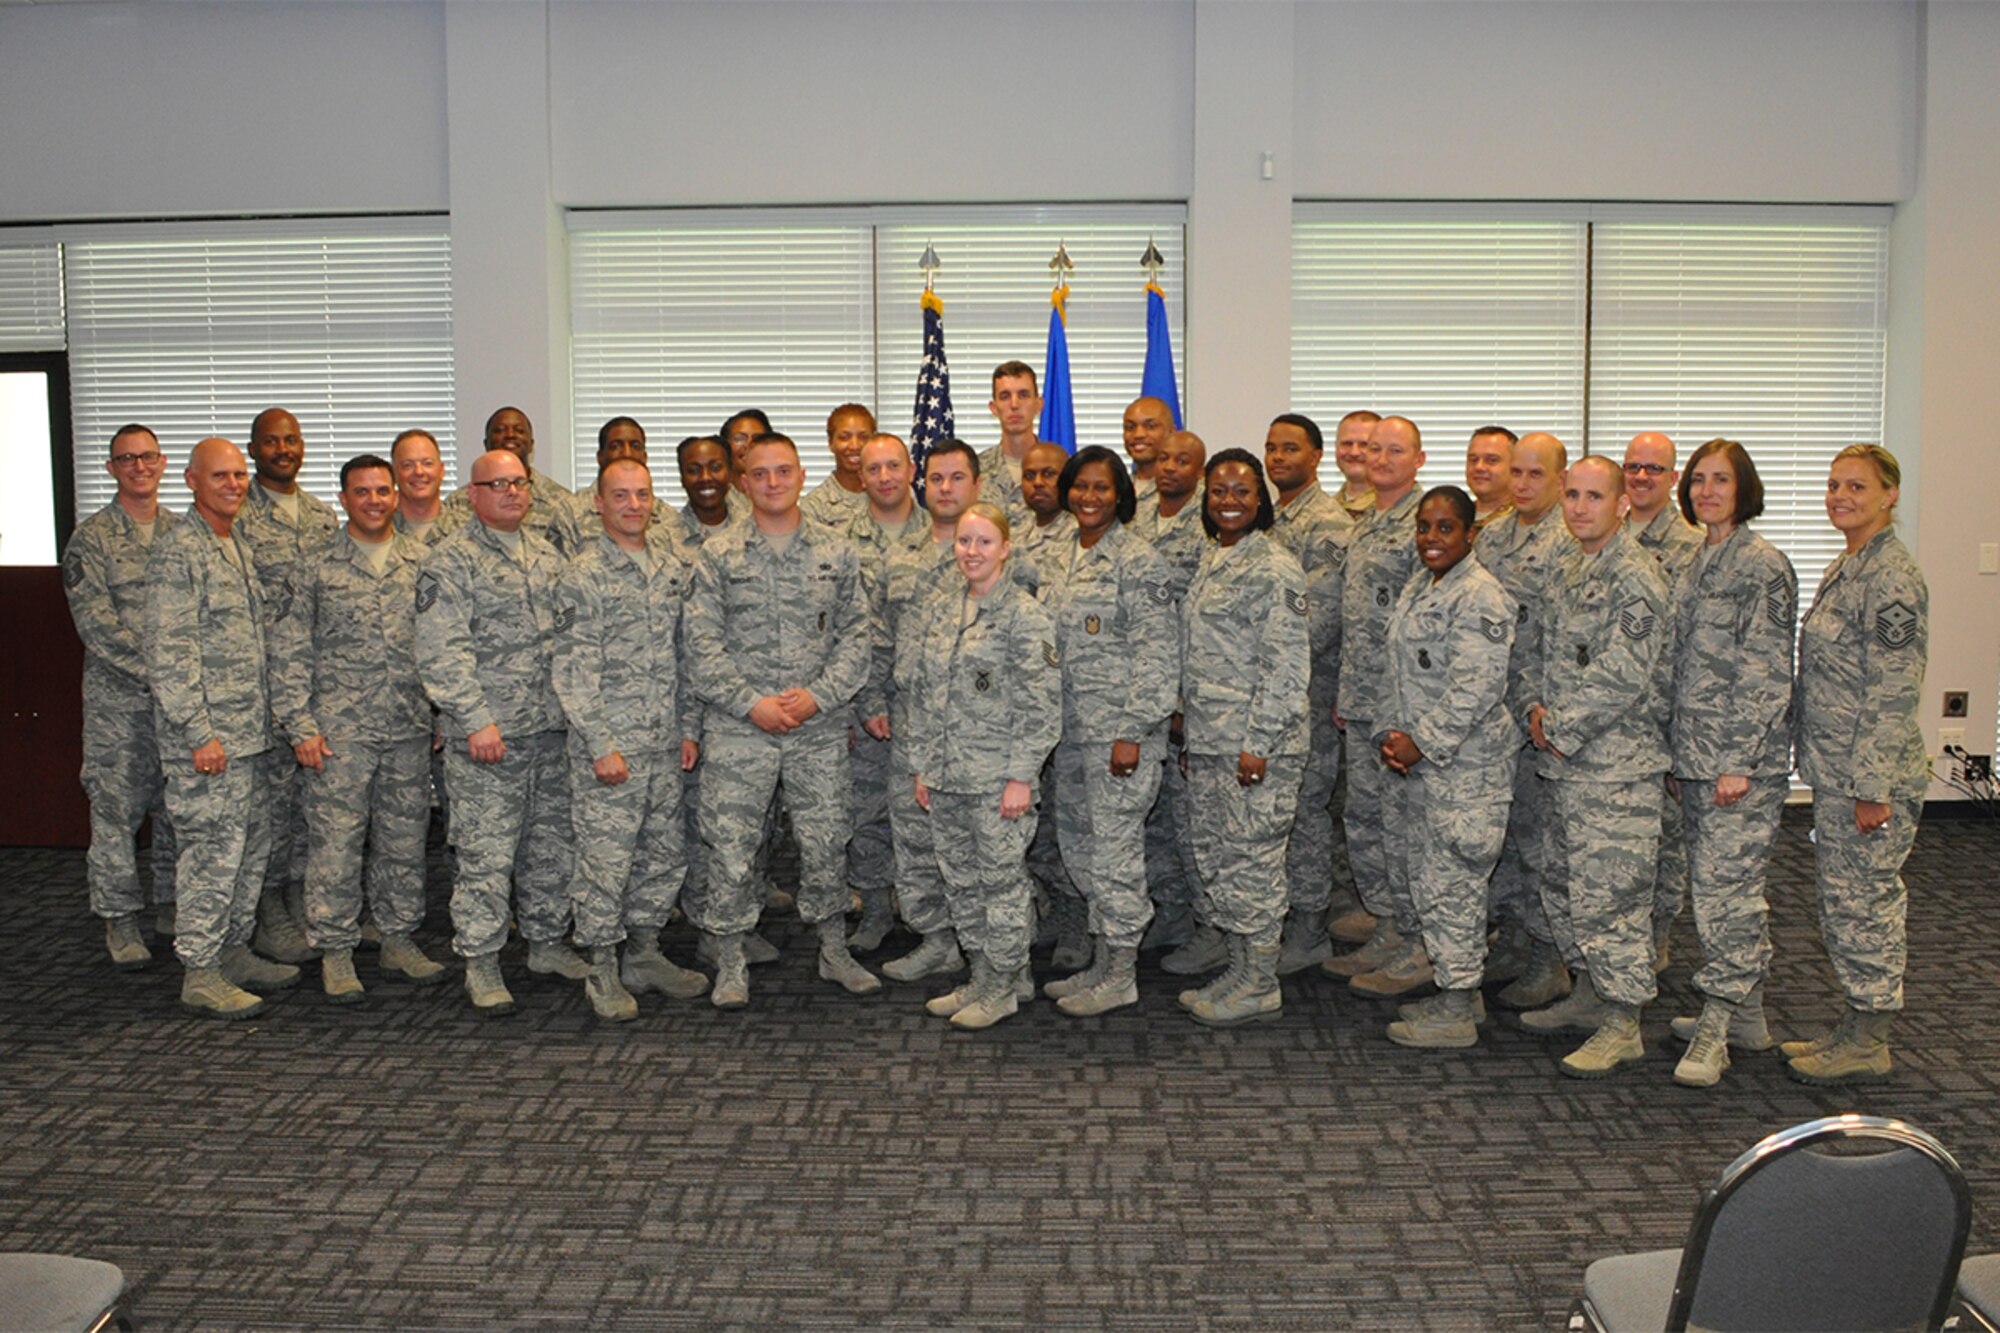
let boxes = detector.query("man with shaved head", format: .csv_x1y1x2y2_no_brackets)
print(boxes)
1517,454,1671,1079
1622,431,1701,973
1129,428,1207,957
1122,395,1175,504
148,437,300,1018
440,407,583,557
235,407,340,967
1477,432,1578,1009
417,448,582,1017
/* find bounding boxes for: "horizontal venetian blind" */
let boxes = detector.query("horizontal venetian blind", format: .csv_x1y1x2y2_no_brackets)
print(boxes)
567,217,875,506
0,241,65,351
1292,204,1588,493
1586,209,1890,604
64,218,455,519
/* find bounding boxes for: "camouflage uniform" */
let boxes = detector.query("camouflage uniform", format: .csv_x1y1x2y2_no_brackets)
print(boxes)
573,497,672,550
1337,487,1423,936
64,502,180,918
908,575,1062,973
235,482,338,911
1475,513,1575,943
1377,561,1519,990
683,519,870,935
1634,505,1704,940
672,502,747,928
802,476,870,532
879,531,966,933
415,520,573,959
442,467,583,557
1795,528,1928,1012
1270,480,1357,919
1009,511,1080,909
975,443,1025,515
146,514,274,969
1528,526,1671,1008
1011,510,1078,596
1041,523,1179,949
269,529,432,950
1179,531,1311,946
553,528,698,947
1669,526,1797,1005
841,506,931,897
393,504,463,549
1129,495,1207,926
1334,482,1376,523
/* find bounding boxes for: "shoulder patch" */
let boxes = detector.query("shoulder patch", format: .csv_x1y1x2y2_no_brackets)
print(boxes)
1147,579,1174,606
1617,597,1656,642
62,554,84,589
1284,587,1309,617
1765,572,1791,630
415,572,439,614
1480,616,1507,643
1874,599,1918,650
554,604,576,634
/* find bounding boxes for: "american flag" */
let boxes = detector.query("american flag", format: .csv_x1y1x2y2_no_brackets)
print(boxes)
909,289,955,504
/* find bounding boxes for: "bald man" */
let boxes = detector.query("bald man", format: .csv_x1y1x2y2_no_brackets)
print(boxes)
1622,431,1701,973
148,438,301,1017
1122,396,1174,505
1476,432,1578,1008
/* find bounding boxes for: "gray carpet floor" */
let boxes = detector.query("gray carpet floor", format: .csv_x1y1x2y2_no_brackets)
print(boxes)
2,804,1996,1330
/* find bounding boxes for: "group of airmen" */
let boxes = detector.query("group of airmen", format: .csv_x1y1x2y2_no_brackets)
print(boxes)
64,359,1929,1089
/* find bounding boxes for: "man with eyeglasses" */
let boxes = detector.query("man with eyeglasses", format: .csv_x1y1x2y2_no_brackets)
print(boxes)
1622,431,1701,976
236,408,340,969
64,424,181,970
441,407,583,557
416,449,583,1016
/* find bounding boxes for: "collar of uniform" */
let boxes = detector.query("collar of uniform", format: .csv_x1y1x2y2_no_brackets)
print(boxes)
334,525,404,568
469,516,535,559
1635,504,1693,546
1371,485,1422,528
1276,478,1327,522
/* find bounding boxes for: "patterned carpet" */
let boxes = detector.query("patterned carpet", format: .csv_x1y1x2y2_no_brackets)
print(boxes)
3,804,1996,1330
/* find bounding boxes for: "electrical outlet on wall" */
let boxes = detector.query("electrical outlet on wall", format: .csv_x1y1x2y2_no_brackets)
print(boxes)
1940,727,1966,752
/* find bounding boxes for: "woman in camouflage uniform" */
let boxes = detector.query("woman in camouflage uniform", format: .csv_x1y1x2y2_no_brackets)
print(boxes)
1376,486,1518,1050
1785,443,1928,1085
1175,450,1312,1027
1662,439,1797,1088
908,504,1062,1030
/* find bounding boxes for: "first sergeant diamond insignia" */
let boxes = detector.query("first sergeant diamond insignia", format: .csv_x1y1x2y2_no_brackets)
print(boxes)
1874,599,1918,650
1617,597,1657,642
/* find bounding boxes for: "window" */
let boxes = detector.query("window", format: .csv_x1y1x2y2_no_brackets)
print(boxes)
569,206,1186,506
62,218,456,519
1292,202,1889,606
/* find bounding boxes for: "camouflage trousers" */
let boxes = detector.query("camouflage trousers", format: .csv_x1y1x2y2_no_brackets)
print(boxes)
677,754,711,926
1487,744,1553,942
1344,718,1414,930
1185,752,1304,948
165,747,276,970
1405,749,1516,990
1144,740,1200,920
696,721,848,935
846,720,895,893
260,748,309,898
1372,749,1425,940
569,743,687,947
927,787,1037,973
80,687,177,916
1810,790,1919,1013
889,748,951,934
1284,714,1349,916
1026,751,1075,904
444,730,573,958
1651,780,1690,931
301,735,430,951
1539,776,1662,1007
1054,734,1164,949
1678,774,1785,1004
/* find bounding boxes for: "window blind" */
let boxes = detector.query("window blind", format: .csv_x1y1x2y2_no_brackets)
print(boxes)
1292,204,1588,493
0,241,65,352
63,218,455,520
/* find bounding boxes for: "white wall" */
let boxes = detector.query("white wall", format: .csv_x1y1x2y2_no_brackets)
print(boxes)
4,0,1995,794
0,0,448,219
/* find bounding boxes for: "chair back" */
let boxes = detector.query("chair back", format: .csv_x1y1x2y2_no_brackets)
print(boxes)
1667,1115,1971,1332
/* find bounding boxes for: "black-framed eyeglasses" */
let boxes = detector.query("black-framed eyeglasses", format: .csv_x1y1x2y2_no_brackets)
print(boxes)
1623,462,1668,476
111,451,163,467
471,477,533,493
